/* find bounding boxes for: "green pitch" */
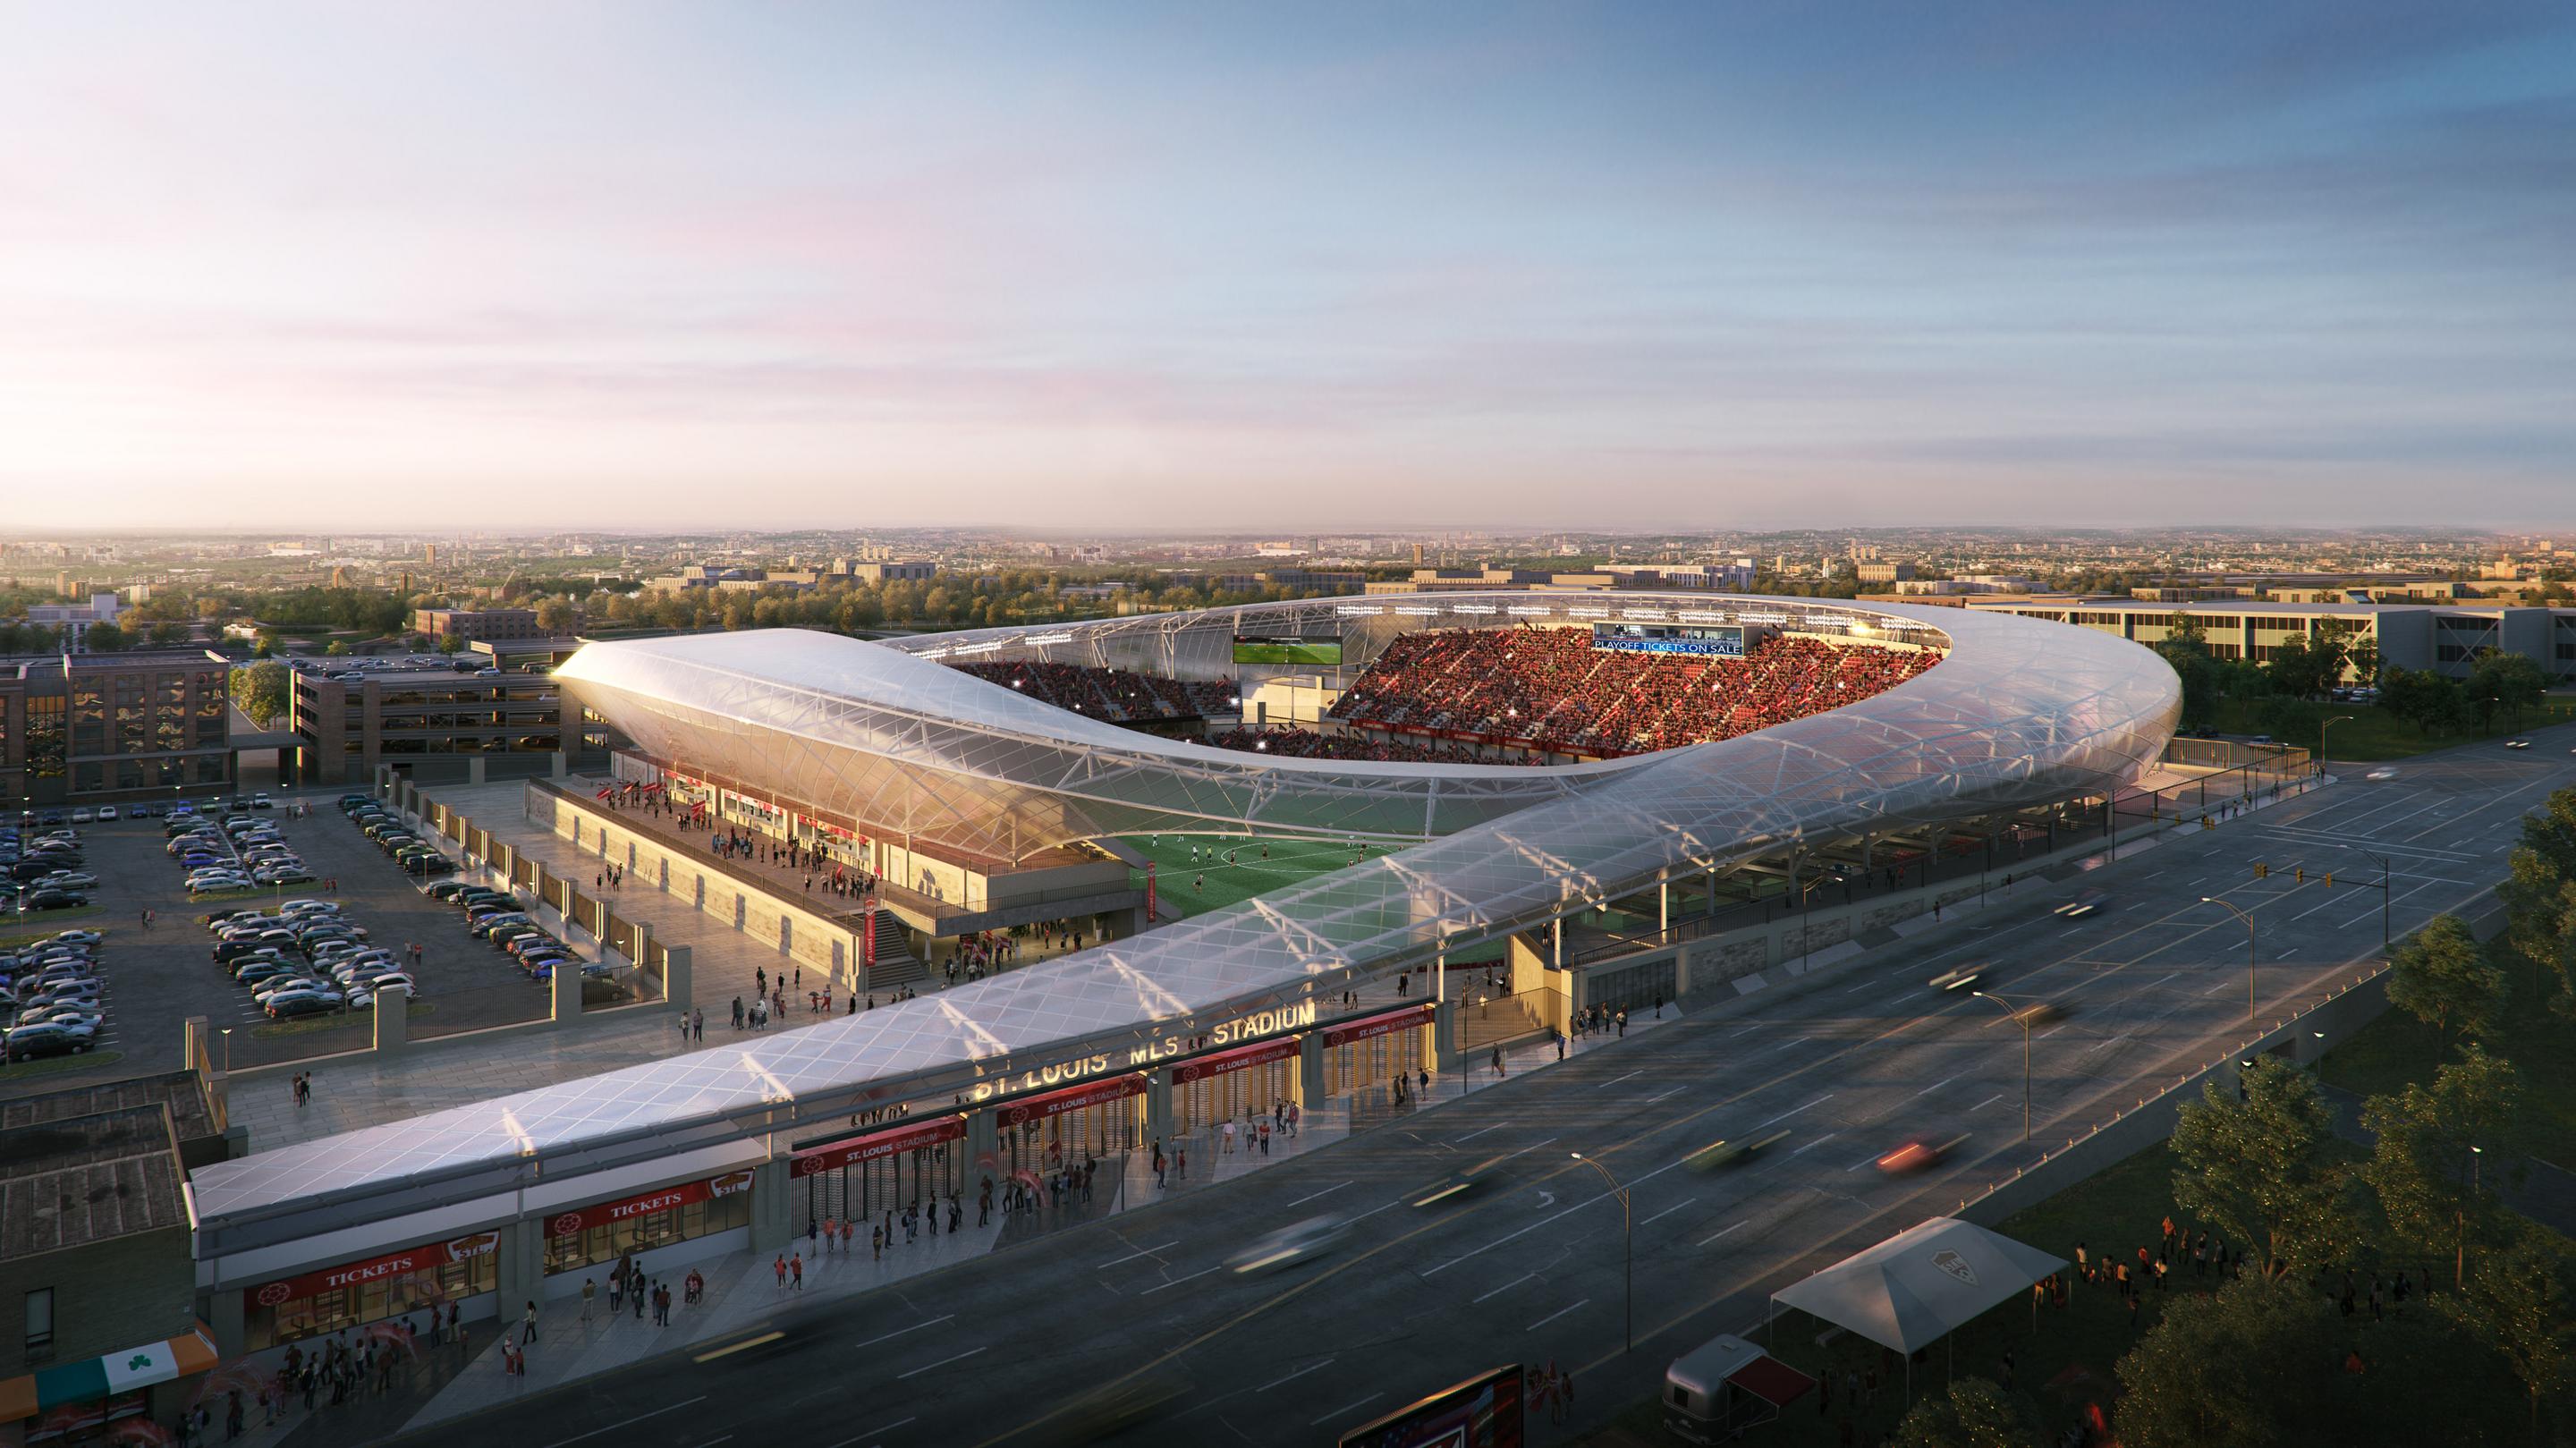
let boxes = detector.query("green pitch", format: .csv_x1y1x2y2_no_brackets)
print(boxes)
1125,833,1375,919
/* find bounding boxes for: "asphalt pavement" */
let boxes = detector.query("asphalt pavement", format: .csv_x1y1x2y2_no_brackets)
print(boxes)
347,724,2573,1448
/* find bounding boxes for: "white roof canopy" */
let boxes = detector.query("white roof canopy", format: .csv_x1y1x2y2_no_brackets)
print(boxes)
1770,1217,2068,1353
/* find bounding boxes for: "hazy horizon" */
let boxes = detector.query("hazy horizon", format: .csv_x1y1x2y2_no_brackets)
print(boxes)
4,3,2571,531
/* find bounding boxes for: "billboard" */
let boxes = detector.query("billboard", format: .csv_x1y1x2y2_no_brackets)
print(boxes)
1340,1365,1524,1448
1233,635,1343,666
1591,622,1746,658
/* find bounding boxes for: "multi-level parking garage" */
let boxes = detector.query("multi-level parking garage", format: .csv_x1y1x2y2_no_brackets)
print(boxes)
180,596,2178,1357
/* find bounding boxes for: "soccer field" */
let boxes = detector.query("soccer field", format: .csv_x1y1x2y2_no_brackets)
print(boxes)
1123,833,1375,919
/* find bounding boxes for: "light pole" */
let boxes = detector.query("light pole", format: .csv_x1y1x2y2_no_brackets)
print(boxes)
2318,714,2354,780
1570,1152,1631,1353
1972,991,2035,1142
2202,896,2258,1022
2459,1144,2483,1289
218,1027,232,1072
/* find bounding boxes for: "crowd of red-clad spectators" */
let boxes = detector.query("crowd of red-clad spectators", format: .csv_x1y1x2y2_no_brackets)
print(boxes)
1324,627,1941,758
1204,726,1521,766
955,661,1237,723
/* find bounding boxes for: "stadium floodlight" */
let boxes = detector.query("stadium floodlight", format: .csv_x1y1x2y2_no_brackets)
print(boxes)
1024,631,1076,646
1505,605,1555,616
951,640,1005,656
1335,605,1385,616
1566,607,1609,618
913,648,952,660
1394,605,1443,616
1620,609,1669,621
1737,611,1792,624
1451,605,1497,614
1675,612,1727,623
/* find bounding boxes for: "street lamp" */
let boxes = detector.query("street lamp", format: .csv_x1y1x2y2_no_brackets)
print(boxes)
1570,1151,1632,1353
2202,896,2258,1022
218,1027,232,1072
2317,714,2354,780
1971,991,2036,1142
2460,1144,2484,1289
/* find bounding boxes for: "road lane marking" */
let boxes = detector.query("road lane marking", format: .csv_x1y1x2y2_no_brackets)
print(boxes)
1750,1094,1834,1131
1284,1182,1351,1207
1598,1070,1643,1088
1970,1093,2004,1111
2038,1024,2067,1039
1097,1241,1178,1268
1699,1221,1746,1247
1790,1131,1842,1156
1846,1147,1885,1172
1426,1158,1689,1275
1640,1199,1692,1226
1731,1024,1763,1037
541,1398,709,1448
1472,1272,1538,1304
1310,1394,1383,1427
896,1346,988,1379
1259,1358,1337,1391
1527,1299,1589,1332
1646,1085,1686,1104
693,1334,781,1363
1453,1122,1510,1143
1912,1074,1956,1097
1140,1266,1222,1295
852,1315,953,1350
2088,1032,2131,1054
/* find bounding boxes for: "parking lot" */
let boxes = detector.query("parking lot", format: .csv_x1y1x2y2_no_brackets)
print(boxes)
2,789,567,1091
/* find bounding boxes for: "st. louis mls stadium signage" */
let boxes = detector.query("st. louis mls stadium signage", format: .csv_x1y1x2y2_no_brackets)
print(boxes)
1591,621,1746,657
965,999,1319,1103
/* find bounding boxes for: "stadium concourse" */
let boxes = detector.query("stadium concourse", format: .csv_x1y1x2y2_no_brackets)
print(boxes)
178,594,2178,1384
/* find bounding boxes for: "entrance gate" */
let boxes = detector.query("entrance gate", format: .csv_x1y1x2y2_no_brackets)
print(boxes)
792,1116,968,1234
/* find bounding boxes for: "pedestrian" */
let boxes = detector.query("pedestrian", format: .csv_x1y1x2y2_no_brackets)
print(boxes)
792,1251,804,1290
775,1253,788,1289
580,1276,596,1323
608,1270,623,1315
522,1300,539,1343
1491,1046,1505,1079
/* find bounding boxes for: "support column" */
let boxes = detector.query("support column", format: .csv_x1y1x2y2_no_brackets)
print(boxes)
552,749,569,780
496,1218,545,1319
468,756,487,786
1659,881,1669,934
373,984,411,1054
1145,1071,1174,1146
1552,916,1563,969
747,1160,793,1253
550,953,581,1026
661,944,693,1012
1296,1033,1324,1107
967,1109,998,1200
1433,998,1462,1075
207,1285,247,1359
630,920,653,972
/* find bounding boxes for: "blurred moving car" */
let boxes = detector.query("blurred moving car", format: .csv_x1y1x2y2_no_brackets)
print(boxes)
1410,1154,1510,1208
1875,1135,1968,1174
2054,889,2107,919
2364,767,2399,781
1685,1130,1790,1172
2504,739,2530,749
1226,1215,1348,1274
1928,966,1985,993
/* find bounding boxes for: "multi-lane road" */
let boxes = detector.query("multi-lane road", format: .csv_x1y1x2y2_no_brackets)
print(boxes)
372,724,2575,1448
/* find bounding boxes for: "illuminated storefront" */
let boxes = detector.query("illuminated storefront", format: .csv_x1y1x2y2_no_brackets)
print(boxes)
542,1170,757,1276
242,1234,501,1350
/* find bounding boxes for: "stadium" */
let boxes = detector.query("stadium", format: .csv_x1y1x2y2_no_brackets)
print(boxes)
183,594,2182,1343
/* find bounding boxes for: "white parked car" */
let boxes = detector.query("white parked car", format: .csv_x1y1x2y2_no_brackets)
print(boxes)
94,805,118,820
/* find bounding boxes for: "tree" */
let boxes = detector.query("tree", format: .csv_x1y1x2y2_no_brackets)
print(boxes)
229,661,290,730
2385,913,2508,1051
147,621,190,646
2117,1276,2493,1448
2442,1238,2573,1443
324,639,348,656
437,634,466,654
2468,648,2548,731
2169,1056,2354,1279
2360,1046,2521,1288
2151,617,2218,733
2344,632,2381,689
1893,1377,2041,1448
533,597,579,634
79,622,126,653
2112,1275,2347,1448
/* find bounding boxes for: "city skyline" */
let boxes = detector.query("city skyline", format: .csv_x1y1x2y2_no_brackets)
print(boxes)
3,3,2571,530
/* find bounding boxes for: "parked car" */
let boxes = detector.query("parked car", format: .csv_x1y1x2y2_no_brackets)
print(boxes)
265,993,343,1020
4,1023,91,1058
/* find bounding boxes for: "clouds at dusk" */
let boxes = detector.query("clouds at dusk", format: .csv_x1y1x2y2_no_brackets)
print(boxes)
2,2,2570,529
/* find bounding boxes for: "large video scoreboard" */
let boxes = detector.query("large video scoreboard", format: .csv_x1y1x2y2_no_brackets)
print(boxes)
1590,621,1752,658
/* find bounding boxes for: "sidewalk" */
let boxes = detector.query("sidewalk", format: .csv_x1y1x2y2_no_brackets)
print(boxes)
216,1002,1677,1447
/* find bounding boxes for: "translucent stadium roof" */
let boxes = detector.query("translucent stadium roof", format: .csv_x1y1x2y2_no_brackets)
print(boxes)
188,597,2177,1254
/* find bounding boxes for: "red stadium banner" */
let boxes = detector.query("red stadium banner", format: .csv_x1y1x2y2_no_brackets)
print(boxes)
995,1074,1145,1129
1323,1003,1435,1049
1170,1034,1301,1086
790,1116,965,1178
249,1229,504,1306
1145,861,1157,921
861,897,877,968
542,1168,757,1237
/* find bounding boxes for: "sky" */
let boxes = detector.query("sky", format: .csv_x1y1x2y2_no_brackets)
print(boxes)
1,2,2571,532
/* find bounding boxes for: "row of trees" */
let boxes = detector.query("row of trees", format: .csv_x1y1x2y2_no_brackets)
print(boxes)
1899,792,2576,1445
2152,612,2552,748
